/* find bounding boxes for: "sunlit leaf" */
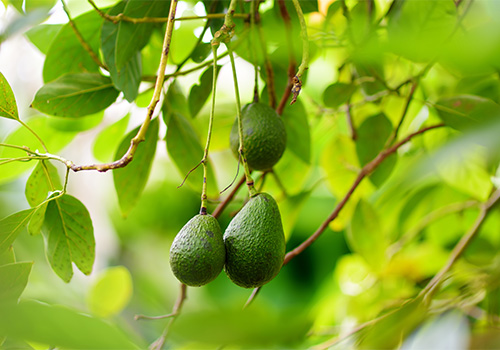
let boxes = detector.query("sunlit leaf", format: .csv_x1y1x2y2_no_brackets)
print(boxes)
25,24,62,54
42,10,102,83
0,72,19,120
43,195,95,282
323,82,356,108
282,99,311,164
0,209,34,255
0,300,141,349
25,0,56,12
0,247,15,266
164,79,190,119
0,262,32,303
93,114,130,163
0,7,48,41
188,65,221,119
87,266,133,318
113,118,159,217
278,190,312,240
46,112,104,132
190,42,212,63
347,199,388,271
101,1,141,102
32,73,119,118
25,161,61,207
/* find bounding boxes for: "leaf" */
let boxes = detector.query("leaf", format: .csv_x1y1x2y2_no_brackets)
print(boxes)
0,8,49,41
0,262,32,303
278,190,312,240
25,24,62,55
43,195,95,282
356,113,397,187
43,10,102,83
0,72,19,120
25,161,61,207
0,209,34,255
347,199,387,271
323,82,357,108
190,42,212,63
113,118,159,217
0,300,141,349
115,0,170,71
47,112,104,132
282,99,311,164
93,114,130,163
31,73,119,118
434,95,500,132
188,65,221,119
25,0,57,12
164,80,190,119
165,112,218,197
87,266,133,318
0,247,15,266
101,1,141,102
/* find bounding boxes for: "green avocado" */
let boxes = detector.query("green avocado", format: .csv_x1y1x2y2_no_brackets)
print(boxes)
223,192,286,288
169,214,225,287
230,103,287,171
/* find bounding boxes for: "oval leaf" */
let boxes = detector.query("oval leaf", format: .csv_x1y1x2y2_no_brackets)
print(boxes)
0,72,19,120
0,209,35,254
43,195,95,282
282,99,311,164
31,73,119,118
25,160,61,207
0,262,33,303
87,266,133,318
113,117,159,217
323,82,357,108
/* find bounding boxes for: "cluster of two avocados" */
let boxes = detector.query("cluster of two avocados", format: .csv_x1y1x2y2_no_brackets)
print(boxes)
169,103,287,288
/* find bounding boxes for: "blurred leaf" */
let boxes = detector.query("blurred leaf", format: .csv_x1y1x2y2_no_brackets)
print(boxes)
401,311,469,350
0,247,15,266
163,80,190,119
168,12,200,64
353,63,386,96
43,195,95,282
356,113,396,187
188,65,221,119
135,88,154,108
0,262,32,303
0,72,18,120
165,112,218,197
101,1,141,102
282,99,311,164
356,297,428,349
32,73,119,118
0,116,75,184
0,209,34,255
115,0,169,71
347,199,387,270
140,28,163,76
278,189,312,240
47,112,104,132
434,95,500,132
190,42,212,63
93,114,130,163
0,300,141,349
25,0,56,11
0,8,48,41
323,82,356,108
87,266,133,318
113,118,159,217
42,10,102,83
28,204,47,237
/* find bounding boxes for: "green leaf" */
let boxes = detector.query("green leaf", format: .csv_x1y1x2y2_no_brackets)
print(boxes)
168,11,200,64
188,66,221,119
0,209,34,255
0,72,19,120
0,247,15,266
25,24,63,55
47,112,104,132
93,114,130,163
43,10,102,83
434,95,500,132
113,118,159,217
25,0,56,12
0,262,32,303
347,199,387,271
164,80,190,119
356,113,397,187
25,160,61,207
0,300,141,349
282,99,311,164
31,73,119,118
115,0,170,71
0,8,49,41
323,82,357,108
43,195,95,282
0,116,75,184
101,1,141,102
165,112,218,197
87,266,133,318
190,42,212,63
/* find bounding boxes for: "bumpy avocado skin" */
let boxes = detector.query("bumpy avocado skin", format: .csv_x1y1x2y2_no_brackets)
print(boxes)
169,214,226,287
230,103,287,171
223,193,286,288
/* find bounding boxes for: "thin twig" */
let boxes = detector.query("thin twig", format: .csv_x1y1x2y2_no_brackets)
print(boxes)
345,102,357,141
213,175,246,219
386,81,418,146
290,0,309,105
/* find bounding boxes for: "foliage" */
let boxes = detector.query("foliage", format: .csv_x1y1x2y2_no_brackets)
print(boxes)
1,0,500,348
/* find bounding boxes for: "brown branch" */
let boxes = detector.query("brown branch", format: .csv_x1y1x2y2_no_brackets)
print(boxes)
420,188,500,301
386,81,418,146
213,175,246,218
346,102,357,141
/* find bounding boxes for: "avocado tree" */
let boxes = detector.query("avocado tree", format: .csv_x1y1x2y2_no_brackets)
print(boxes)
1,0,500,348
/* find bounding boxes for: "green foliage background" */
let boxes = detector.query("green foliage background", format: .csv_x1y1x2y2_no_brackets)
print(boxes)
1,0,500,348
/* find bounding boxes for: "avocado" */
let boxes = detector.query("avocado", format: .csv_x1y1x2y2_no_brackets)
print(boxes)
223,192,286,288
169,214,225,287
230,103,287,171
